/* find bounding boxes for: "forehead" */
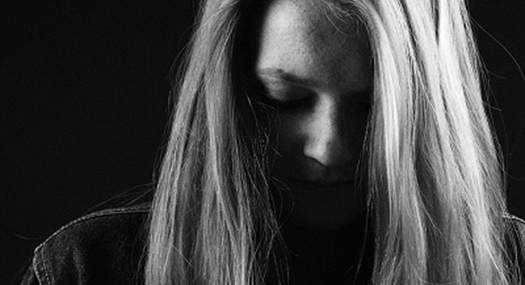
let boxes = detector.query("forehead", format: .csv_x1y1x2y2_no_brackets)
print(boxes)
260,0,355,43
255,0,371,93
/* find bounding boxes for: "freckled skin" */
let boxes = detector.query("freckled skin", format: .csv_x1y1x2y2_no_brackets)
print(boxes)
256,0,372,231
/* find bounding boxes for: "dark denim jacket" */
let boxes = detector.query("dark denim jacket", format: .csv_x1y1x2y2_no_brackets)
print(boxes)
21,204,149,285
21,204,525,285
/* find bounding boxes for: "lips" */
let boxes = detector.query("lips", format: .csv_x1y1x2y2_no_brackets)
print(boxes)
287,177,354,192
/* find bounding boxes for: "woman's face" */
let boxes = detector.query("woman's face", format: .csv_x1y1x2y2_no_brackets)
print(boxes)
255,0,372,231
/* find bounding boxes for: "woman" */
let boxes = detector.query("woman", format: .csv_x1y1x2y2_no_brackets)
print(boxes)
22,0,525,284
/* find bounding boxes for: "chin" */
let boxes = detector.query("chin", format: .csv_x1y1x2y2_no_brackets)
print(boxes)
283,184,366,232
293,214,356,232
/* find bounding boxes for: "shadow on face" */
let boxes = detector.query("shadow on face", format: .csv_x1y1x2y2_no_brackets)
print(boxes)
240,0,372,231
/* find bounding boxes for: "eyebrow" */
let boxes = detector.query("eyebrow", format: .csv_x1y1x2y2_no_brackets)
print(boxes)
257,67,373,97
256,68,319,89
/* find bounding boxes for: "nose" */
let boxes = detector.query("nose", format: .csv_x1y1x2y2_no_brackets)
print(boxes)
303,99,355,167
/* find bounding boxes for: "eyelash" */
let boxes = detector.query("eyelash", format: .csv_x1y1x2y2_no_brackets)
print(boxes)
261,86,372,113
267,95,309,111
269,97,372,113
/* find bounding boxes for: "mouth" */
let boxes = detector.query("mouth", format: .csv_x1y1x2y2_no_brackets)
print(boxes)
287,178,354,192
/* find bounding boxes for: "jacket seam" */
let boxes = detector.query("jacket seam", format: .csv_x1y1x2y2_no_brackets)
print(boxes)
505,215,525,234
33,205,149,256
31,205,150,284
33,244,50,285
508,215,525,225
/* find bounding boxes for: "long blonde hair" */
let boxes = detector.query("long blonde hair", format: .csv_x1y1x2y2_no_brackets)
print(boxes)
146,0,522,284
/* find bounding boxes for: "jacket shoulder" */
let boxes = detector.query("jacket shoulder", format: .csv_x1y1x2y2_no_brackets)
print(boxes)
25,204,150,285
506,214,525,244
505,214,525,279
509,215,525,231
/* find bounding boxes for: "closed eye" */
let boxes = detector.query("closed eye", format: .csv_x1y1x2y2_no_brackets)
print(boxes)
260,83,312,112
267,95,311,111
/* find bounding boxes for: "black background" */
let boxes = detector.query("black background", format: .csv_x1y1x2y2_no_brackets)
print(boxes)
3,1,525,284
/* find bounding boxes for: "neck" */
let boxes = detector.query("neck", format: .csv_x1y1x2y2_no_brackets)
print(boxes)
277,211,374,285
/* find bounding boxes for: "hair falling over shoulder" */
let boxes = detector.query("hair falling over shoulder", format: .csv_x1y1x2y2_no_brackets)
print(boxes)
146,0,522,284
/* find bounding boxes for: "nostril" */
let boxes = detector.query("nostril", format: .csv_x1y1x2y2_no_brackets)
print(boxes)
303,133,353,167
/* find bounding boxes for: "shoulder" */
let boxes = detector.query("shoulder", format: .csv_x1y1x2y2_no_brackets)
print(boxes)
505,214,525,247
507,215,525,236
504,214,525,277
23,204,150,285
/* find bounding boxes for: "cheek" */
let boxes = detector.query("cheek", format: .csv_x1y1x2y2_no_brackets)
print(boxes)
274,113,304,155
269,114,304,175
